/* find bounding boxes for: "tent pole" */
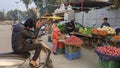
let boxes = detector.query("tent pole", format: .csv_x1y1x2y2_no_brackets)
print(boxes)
81,0,84,26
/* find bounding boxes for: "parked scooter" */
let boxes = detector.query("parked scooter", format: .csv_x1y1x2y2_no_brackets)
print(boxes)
0,33,53,68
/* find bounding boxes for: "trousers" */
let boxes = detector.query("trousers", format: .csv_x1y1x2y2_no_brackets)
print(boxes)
52,43,57,53
16,43,42,61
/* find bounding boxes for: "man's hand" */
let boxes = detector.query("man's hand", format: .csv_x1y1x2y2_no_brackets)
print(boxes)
36,22,41,28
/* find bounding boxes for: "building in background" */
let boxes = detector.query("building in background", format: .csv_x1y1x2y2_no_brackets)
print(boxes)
75,7,120,28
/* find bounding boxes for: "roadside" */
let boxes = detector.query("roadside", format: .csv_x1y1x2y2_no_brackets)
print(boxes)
0,25,98,68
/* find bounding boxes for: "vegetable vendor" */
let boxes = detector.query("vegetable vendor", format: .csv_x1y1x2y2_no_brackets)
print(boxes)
100,17,110,28
66,20,75,35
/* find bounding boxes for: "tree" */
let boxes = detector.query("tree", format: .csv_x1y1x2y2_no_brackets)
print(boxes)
33,0,42,8
33,0,57,15
110,0,120,9
0,11,5,21
27,9,37,20
33,0,45,16
6,10,25,20
6,10,18,20
21,0,32,11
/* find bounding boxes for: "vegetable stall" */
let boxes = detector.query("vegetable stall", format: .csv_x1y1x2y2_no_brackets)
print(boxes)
69,25,120,68
50,2,120,67
48,19,120,68
70,25,117,48
95,46,120,68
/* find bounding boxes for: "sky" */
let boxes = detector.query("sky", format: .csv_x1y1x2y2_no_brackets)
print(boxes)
0,0,36,12
0,0,109,12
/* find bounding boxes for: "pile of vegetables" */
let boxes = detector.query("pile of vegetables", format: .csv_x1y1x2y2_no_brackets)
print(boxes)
64,36,83,47
96,46,120,56
111,36,120,41
79,27,92,36
92,28,108,36
58,24,66,34
97,26,116,35
112,36,120,40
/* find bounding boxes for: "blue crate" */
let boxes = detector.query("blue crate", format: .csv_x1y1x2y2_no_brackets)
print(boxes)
65,52,81,60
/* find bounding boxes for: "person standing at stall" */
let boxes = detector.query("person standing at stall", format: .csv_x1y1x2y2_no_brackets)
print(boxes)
66,20,75,35
52,20,62,55
101,17,110,28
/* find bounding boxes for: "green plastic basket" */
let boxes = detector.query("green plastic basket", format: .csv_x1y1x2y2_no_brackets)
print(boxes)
98,59,120,68
57,48,65,54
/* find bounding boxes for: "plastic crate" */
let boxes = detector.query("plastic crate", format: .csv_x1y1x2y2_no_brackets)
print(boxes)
57,48,65,54
98,59,120,68
58,41,65,49
95,49,120,61
116,61,120,68
65,45,81,53
65,52,81,60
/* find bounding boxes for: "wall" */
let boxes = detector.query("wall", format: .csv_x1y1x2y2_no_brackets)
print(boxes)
75,7,120,28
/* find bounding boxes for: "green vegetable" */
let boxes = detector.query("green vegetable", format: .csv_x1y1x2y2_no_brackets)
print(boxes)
58,24,66,34
75,23,81,29
79,27,92,36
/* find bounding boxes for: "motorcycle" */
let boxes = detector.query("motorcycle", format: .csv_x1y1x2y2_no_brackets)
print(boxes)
0,33,53,68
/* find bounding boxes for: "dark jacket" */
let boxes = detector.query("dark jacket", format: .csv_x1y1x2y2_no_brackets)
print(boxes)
101,22,110,28
66,22,75,32
12,23,38,51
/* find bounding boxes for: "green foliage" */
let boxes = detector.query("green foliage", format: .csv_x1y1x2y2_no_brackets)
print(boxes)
27,9,37,20
0,9,36,21
48,0,56,4
34,0,42,8
6,10,18,20
33,0,57,15
67,0,78,2
0,11,5,21
21,0,32,10
6,10,27,20
47,5,56,14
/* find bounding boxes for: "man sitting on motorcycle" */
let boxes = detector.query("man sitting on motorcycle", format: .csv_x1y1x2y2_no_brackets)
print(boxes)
12,18,41,68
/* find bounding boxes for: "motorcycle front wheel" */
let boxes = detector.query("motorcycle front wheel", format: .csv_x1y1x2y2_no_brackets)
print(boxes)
45,58,53,68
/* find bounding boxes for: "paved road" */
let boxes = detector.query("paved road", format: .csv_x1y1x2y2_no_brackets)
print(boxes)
0,25,12,52
0,25,98,68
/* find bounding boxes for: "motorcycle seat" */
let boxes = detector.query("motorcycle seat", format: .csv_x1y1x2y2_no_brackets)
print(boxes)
0,52,30,60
